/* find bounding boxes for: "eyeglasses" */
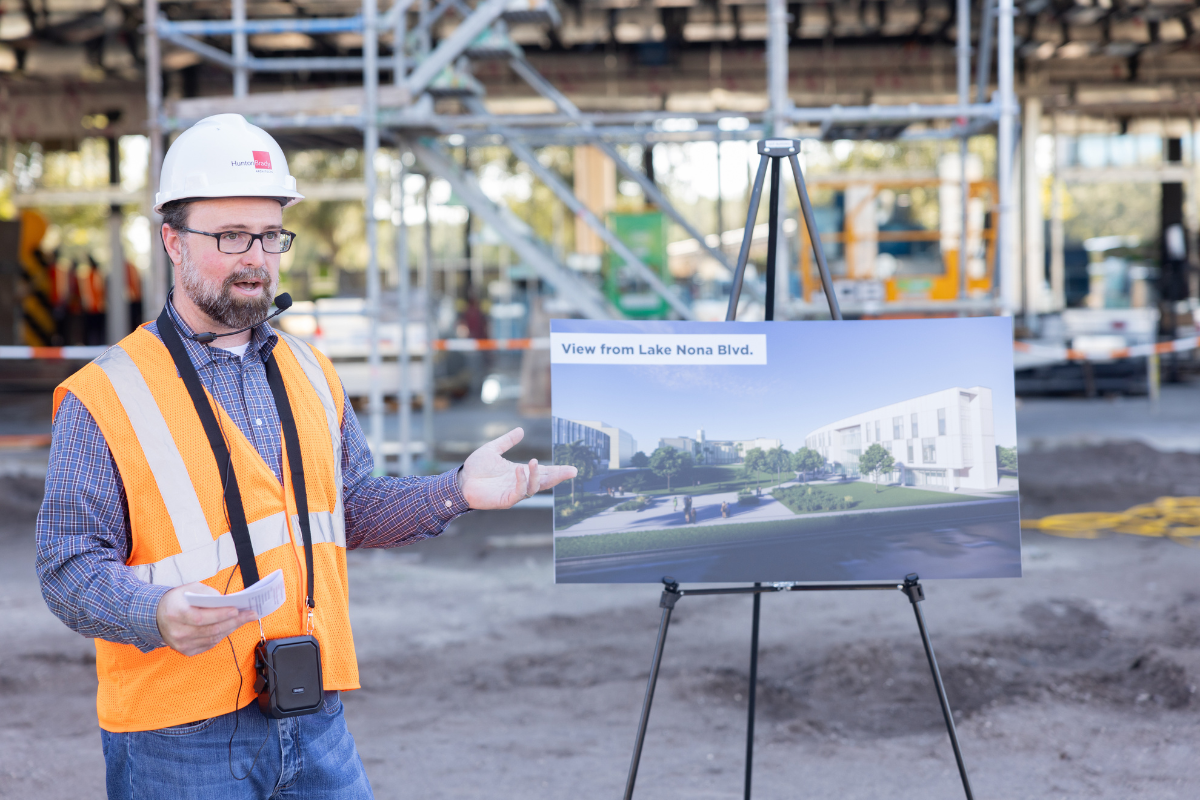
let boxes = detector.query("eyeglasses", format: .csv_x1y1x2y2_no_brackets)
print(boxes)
180,226,297,254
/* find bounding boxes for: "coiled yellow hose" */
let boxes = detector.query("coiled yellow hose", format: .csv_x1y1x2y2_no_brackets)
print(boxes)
1022,497,1200,544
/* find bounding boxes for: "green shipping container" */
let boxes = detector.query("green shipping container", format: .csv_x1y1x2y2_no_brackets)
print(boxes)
604,211,670,319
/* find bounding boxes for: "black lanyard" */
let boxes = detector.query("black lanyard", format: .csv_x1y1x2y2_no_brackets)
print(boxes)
157,306,316,611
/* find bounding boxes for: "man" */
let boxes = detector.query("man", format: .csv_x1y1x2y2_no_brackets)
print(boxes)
35,114,574,798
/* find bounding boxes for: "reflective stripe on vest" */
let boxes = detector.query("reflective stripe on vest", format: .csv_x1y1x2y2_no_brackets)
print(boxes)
278,329,345,544
92,333,345,588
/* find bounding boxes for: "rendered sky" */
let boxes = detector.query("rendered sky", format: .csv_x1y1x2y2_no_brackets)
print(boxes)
551,317,1019,454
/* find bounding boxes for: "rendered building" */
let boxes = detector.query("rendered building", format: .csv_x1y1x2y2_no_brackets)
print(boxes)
803,386,998,491
574,420,638,470
659,430,782,465
552,417,611,468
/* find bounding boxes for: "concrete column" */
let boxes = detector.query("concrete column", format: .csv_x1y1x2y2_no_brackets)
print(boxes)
106,136,128,344
572,145,615,263
1049,112,1065,310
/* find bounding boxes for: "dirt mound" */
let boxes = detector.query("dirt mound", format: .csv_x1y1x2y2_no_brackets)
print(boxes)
680,597,1194,740
1018,442,1200,518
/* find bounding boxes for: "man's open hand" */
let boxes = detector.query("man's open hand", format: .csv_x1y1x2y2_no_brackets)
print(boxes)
458,427,577,509
156,583,257,656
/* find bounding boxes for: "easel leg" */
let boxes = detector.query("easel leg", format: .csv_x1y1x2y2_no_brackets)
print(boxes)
744,586,761,800
902,574,975,800
624,580,681,800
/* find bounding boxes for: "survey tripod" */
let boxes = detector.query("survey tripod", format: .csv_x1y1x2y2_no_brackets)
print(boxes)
621,139,975,800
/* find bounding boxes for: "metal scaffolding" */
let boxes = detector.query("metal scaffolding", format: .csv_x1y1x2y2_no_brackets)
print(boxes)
142,0,1016,473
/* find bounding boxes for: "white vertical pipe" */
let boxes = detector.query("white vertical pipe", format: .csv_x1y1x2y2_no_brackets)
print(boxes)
364,0,384,474
394,153,412,475
767,0,789,315
144,0,166,319
996,0,1017,313
766,0,789,136
394,0,407,84
106,136,128,343
1049,110,1065,310
957,0,970,300
394,3,411,475
232,0,248,97
1022,94,1044,315
422,182,435,464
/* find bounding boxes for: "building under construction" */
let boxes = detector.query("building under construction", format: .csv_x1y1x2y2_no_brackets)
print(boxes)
1,0,1199,464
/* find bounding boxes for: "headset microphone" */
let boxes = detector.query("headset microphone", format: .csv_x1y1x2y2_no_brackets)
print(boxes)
186,293,293,344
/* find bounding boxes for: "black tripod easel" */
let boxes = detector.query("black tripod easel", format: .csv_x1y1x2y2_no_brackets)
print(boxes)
621,139,975,800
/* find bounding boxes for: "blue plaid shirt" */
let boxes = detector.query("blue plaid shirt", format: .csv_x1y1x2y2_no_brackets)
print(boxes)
35,314,470,653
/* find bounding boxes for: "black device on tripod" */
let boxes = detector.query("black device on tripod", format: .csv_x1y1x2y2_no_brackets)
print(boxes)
620,139,975,800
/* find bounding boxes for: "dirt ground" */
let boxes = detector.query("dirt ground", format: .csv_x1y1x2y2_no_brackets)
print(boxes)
3,441,1200,799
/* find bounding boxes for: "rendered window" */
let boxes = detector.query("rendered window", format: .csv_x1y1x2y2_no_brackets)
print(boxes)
937,408,946,435
893,416,903,440
911,413,919,438
922,438,936,463
907,442,914,462
875,420,881,441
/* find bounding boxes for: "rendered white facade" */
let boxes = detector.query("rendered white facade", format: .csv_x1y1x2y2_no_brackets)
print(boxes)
803,386,999,491
659,430,782,465
577,420,638,470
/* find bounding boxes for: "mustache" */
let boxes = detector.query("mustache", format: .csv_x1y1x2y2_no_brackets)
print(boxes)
223,268,272,290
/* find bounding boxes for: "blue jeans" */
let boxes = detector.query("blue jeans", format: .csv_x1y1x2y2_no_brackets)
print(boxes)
101,691,374,799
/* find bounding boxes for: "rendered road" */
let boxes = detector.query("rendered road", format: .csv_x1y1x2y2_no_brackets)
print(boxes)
555,497,1021,584
556,479,1009,539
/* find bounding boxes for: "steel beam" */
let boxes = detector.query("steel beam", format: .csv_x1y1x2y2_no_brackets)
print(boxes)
463,99,692,319
506,57,743,284
405,0,509,98
145,0,167,321
407,138,617,320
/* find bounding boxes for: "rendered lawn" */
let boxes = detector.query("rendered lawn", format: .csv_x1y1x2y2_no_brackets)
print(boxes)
814,480,989,510
554,493,621,529
554,502,1005,559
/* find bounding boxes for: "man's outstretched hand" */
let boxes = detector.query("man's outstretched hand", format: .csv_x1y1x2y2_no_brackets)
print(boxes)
458,427,577,509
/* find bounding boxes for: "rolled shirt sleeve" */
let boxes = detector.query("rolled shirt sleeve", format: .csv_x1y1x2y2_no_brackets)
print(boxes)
338,388,471,550
35,392,169,652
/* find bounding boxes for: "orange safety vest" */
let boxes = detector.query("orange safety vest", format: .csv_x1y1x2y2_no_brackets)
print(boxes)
53,325,359,732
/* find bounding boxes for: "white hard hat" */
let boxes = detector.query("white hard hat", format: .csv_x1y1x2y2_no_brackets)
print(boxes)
154,114,304,214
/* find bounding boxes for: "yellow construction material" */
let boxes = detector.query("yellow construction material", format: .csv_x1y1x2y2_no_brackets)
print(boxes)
1022,497,1200,544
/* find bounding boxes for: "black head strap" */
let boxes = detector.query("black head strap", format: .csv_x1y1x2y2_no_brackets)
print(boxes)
264,354,315,609
157,305,261,589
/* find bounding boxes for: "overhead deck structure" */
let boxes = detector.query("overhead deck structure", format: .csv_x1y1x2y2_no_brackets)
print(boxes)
3,0,1199,464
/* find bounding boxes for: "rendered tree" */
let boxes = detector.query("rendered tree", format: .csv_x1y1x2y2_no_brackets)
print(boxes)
649,446,692,492
766,446,792,485
858,443,896,492
742,447,767,490
630,451,649,468
791,447,824,482
554,440,598,503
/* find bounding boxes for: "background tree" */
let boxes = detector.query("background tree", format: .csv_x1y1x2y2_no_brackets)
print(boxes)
791,447,825,482
554,440,597,503
858,444,896,492
996,445,1018,472
630,451,649,468
649,446,692,491
766,446,792,485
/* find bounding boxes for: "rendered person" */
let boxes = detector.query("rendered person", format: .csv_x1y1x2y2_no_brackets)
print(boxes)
34,114,576,799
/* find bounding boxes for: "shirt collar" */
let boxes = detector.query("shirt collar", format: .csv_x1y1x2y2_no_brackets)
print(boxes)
158,301,279,368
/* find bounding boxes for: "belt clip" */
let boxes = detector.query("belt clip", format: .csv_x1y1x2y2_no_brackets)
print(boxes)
306,608,314,636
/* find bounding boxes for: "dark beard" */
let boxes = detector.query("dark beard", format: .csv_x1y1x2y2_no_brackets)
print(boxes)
178,248,275,330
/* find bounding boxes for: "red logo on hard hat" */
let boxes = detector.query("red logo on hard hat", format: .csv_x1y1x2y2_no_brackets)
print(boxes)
252,151,272,171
